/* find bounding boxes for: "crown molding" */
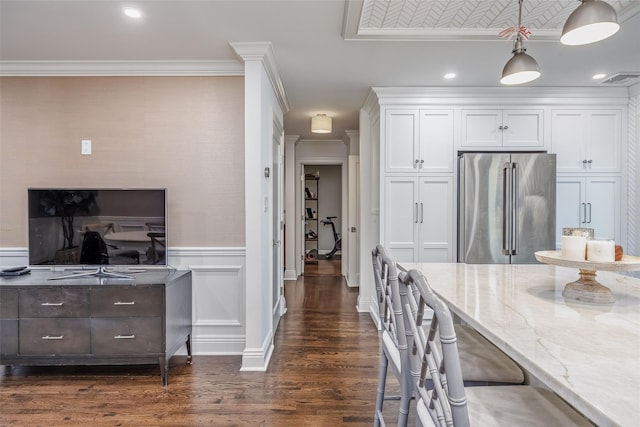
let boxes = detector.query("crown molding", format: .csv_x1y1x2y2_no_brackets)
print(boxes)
0,60,244,76
372,86,630,106
230,42,290,113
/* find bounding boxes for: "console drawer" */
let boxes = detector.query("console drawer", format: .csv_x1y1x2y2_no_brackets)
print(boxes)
91,317,162,354
0,289,18,318
0,319,18,355
19,288,90,318
91,287,163,317
19,318,90,355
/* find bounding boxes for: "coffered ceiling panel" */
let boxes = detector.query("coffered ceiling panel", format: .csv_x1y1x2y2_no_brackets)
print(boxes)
349,0,640,40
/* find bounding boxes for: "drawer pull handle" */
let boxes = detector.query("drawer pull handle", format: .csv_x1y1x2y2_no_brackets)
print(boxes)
114,334,135,339
41,302,64,306
42,335,64,340
114,301,135,305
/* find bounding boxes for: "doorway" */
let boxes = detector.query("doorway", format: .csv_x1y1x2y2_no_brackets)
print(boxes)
303,164,342,276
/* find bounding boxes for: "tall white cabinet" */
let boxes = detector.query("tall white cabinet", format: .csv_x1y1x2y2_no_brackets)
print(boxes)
372,88,628,267
382,109,455,263
551,109,622,245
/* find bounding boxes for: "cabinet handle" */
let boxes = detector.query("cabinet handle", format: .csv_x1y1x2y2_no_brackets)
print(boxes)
114,301,135,306
419,159,424,166
414,203,418,224
114,334,135,339
42,335,64,340
587,160,593,167
581,203,586,223
414,159,420,167
420,202,424,223
41,302,63,306
587,203,592,223
503,125,509,130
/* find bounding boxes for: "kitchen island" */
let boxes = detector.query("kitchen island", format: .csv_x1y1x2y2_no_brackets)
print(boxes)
398,262,640,427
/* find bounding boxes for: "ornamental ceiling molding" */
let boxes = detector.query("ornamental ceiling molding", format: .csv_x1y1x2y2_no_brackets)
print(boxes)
0,60,244,77
343,0,640,41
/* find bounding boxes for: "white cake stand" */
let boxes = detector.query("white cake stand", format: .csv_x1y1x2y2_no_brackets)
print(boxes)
535,250,640,304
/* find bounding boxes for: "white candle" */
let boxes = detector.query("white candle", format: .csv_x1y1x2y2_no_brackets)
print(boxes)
561,235,586,261
586,239,615,262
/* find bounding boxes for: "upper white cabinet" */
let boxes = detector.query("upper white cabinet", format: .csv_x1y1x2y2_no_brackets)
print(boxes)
460,109,544,148
551,109,621,173
385,109,454,174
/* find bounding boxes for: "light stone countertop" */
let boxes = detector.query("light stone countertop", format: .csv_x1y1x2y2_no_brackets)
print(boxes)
398,262,640,427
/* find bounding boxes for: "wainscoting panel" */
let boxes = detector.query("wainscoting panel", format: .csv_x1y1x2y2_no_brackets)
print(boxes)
169,247,246,355
0,246,247,355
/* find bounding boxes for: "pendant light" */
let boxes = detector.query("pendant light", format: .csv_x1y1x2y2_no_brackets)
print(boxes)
500,0,540,85
561,0,619,46
311,114,332,134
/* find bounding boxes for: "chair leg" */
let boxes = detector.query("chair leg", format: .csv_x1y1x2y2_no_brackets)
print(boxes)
374,351,389,427
398,369,413,427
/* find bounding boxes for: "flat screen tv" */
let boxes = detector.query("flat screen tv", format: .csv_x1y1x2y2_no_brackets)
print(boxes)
28,188,167,278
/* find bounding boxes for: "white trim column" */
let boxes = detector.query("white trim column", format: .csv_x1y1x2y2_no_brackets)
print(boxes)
284,135,300,281
231,42,289,371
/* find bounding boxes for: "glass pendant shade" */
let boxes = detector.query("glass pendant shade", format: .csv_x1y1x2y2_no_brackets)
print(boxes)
561,0,619,45
500,40,541,85
311,114,332,133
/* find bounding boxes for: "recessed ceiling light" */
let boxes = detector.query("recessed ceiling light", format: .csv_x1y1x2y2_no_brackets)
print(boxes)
444,73,456,79
123,7,142,19
592,73,606,80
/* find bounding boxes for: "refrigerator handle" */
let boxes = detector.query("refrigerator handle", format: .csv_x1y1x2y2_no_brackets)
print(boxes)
512,162,519,255
502,163,511,255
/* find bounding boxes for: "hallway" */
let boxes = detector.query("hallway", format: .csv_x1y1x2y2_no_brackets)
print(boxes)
0,275,392,426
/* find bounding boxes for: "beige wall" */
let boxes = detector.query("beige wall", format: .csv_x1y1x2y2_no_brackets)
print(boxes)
0,76,245,247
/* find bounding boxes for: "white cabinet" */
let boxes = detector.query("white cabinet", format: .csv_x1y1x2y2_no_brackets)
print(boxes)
385,109,454,173
551,109,621,173
460,109,544,148
384,176,454,263
556,176,620,247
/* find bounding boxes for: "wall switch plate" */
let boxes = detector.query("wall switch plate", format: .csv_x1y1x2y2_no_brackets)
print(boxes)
81,139,92,155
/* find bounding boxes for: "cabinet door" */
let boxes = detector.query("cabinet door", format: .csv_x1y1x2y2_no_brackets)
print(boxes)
587,110,621,173
556,177,586,248
586,177,620,241
502,109,544,147
418,176,454,262
385,110,419,173
460,109,501,147
551,110,588,173
384,177,419,262
419,110,454,173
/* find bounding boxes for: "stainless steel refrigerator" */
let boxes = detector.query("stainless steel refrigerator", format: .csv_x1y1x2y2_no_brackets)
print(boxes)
457,152,556,264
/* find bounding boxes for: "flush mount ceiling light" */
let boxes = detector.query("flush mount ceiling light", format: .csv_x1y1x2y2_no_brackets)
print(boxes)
444,72,457,80
561,0,619,46
311,114,332,134
500,0,540,85
123,7,142,19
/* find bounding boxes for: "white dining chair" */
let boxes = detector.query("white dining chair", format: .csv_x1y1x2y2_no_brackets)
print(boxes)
372,245,525,427
401,269,593,427
372,245,412,427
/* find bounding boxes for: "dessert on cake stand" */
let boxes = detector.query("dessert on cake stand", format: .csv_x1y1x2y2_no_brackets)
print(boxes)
535,250,640,304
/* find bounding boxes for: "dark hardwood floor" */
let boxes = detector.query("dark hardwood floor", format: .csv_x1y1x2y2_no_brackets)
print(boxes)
0,272,400,426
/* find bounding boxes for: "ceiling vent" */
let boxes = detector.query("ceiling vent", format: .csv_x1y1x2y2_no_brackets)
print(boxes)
600,72,640,85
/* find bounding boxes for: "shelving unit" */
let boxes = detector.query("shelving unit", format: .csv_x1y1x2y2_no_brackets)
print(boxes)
304,174,319,264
